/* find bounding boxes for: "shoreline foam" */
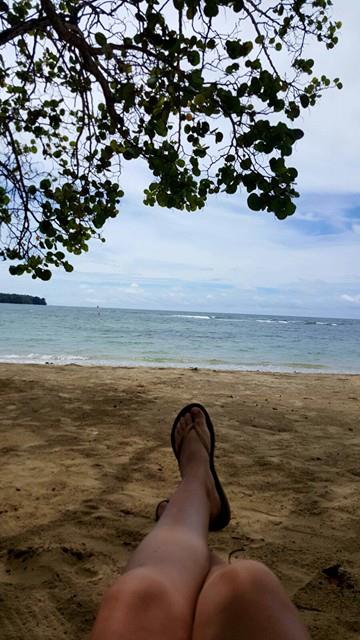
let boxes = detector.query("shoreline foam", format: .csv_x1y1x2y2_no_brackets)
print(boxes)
1,357,359,374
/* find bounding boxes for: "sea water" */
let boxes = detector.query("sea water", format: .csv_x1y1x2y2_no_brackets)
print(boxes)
0,304,359,373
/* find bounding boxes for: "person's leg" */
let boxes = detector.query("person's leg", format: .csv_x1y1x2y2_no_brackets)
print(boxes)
192,557,310,640
153,504,309,640
90,408,221,640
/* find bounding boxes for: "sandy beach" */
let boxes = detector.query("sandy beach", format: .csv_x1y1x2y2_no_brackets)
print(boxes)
0,363,359,639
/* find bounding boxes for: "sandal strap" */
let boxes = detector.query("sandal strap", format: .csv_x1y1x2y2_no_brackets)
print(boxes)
175,421,210,461
193,424,211,455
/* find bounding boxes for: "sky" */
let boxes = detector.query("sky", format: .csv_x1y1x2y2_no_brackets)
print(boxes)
0,0,359,318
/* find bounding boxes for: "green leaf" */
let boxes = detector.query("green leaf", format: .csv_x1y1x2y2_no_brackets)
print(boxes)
188,69,203,89
285,201,296,216
269,157,285,174
35,267,52,280
225,182,237,194
9,265,25,276
215,131,223,143
154,120,167,137
233,0,244,12
204,1,219,17
226,40,253,59
240,158,251,170
39,220,56,237
95,32,107,47
157,192,168,207
247,193,262,211
187,51,200,66
40,178,51,190
300,94,310,108
291,128,304,141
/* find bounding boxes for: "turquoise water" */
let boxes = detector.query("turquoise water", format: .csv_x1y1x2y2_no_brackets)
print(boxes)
0,304,360,373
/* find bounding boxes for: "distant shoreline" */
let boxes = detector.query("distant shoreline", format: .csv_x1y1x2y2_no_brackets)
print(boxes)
0,293,46,305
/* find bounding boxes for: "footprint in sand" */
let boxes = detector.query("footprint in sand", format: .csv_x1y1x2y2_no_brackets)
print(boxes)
294,564,360,635
0,545,95,586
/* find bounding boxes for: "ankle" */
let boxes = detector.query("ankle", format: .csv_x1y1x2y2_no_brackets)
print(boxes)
181,459,208,483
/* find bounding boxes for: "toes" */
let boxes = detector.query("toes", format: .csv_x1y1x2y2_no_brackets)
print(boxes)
191,407,208,435
184,411,193,428
174,408,208,459
191,406,205,425
175,417,185,448
175,415,192,453
191,407,210,451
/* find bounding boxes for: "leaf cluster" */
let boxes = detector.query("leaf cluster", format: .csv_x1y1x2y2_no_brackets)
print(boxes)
0,0,342,277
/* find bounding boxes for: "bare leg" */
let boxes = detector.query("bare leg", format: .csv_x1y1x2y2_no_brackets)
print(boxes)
90,408,221,640
193,557,310,640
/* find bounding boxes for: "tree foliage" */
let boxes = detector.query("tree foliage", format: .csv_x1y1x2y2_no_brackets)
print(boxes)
0,0,341,279
0,291,46,303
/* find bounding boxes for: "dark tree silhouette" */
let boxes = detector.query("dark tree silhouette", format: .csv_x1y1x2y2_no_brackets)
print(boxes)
0,291,46,304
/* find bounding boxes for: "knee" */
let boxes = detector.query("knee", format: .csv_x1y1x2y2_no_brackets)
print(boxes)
205,560,285,608
95,568,188,639
102,567,179,613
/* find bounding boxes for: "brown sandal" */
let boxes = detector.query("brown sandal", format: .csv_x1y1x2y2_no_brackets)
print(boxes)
171,403,231,531
155,499,169,521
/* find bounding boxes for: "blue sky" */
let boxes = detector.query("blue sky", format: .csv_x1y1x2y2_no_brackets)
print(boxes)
0,0,359,318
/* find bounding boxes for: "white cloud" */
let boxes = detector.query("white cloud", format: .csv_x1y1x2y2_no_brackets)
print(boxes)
114,282,144,295
341,294,360,304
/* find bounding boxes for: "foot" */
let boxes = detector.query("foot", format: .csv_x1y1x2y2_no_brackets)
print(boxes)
174,407,221,526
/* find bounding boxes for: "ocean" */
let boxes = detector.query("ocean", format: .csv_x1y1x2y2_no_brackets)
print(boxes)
0,304,359,373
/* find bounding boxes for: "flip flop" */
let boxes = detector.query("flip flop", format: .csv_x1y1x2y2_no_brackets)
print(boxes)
171,403,231,531
155,499,169,521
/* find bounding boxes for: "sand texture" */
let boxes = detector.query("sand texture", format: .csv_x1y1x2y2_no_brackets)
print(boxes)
0,364,360,639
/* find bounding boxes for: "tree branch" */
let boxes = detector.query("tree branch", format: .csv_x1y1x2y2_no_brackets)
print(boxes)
90,43,160,60
0,17,50,46
242,5,280,79
40,0,123,130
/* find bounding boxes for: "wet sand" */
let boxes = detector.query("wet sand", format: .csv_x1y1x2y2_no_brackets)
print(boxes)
0,364,359,639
